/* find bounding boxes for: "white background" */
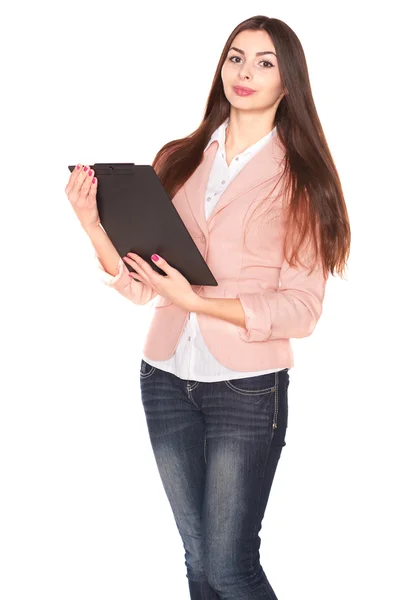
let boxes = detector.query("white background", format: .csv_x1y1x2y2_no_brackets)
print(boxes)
1,1,399,598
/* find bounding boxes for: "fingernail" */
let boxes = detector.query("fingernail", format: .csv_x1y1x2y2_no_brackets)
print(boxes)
151,254,159,261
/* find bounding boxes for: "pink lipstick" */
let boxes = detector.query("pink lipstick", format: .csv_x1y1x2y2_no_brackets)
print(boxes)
233,86,256,96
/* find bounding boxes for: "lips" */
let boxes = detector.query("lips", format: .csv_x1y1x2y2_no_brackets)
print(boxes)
233,86,255,93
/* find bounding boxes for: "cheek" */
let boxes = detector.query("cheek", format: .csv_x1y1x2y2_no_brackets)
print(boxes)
269,71,283,93
221,60,234,81
258,77,283,101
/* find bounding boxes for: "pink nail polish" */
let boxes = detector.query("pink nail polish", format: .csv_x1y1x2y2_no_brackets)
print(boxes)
152,254,159,261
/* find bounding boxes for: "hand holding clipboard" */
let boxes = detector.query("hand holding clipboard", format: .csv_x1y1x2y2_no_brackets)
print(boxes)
66,162,218,286
65,164,101,232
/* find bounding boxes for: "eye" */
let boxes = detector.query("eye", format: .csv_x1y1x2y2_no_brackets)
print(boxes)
228,55,274,68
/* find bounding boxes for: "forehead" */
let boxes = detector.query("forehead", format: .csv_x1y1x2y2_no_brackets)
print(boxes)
231,30,276,54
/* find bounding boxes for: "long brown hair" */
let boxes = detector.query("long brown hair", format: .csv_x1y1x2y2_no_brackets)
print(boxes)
152,15,351,280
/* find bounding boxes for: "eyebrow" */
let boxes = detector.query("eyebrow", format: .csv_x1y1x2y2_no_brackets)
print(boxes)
228,46,277,58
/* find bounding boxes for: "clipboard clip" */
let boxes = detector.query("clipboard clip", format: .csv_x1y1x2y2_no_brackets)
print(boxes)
92,163,136,175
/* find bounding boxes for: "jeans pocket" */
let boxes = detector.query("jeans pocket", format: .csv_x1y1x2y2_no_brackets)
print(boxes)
140,359,157,379
223,372,277,399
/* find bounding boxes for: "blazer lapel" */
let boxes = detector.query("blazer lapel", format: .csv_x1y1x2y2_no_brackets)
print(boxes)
183,131,286,241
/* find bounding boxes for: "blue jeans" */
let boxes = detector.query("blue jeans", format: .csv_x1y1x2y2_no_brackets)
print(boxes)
139,360,290,600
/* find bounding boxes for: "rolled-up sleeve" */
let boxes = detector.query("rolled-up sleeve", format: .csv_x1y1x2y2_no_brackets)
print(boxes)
95,252,159,305
237,252,328,342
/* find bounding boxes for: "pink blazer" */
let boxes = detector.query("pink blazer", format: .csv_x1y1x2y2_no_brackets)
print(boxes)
100,133,328,371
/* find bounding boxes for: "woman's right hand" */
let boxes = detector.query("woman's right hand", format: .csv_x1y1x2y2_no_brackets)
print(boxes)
65,164,100,233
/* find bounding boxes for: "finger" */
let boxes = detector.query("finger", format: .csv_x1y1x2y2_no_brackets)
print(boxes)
65,163,83,195
73,165,93,198
126,253,160,280
123,257,151,284
81,166,95,194
129,272,143,282
127,252,169,277
87,171,98,203
130,268,151,285
150,253,173,275
77,167,95,206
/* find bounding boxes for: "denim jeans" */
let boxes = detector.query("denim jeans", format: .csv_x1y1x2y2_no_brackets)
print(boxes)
139,359,290,600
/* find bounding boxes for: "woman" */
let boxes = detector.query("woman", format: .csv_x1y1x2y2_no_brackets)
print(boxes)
66,15,350,600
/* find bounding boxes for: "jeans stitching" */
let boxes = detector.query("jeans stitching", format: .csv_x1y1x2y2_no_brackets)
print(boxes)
188,381,200,390
223,381,276,396
140,361,156,379
186,383,201,410
272,371,279,430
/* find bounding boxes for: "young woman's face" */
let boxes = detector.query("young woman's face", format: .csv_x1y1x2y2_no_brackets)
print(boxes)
221,29,285,112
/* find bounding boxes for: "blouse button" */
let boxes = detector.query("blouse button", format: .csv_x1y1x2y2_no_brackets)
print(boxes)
221,180,226,184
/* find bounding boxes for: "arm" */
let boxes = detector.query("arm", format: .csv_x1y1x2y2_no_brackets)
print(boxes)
88,225,159,305
194,297,246,328
195,250,328,342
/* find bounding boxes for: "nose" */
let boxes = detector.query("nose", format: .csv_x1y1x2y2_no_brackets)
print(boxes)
239,66,252,80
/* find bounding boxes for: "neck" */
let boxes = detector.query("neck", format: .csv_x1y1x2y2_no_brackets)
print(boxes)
225,111,275,151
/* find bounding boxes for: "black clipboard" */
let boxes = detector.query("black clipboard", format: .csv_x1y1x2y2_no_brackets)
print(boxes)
68,163,218,286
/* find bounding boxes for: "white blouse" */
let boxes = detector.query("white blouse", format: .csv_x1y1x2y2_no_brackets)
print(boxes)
142,118,287,382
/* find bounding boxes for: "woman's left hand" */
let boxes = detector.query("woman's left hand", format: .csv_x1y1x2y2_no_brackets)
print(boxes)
123,252,201,312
